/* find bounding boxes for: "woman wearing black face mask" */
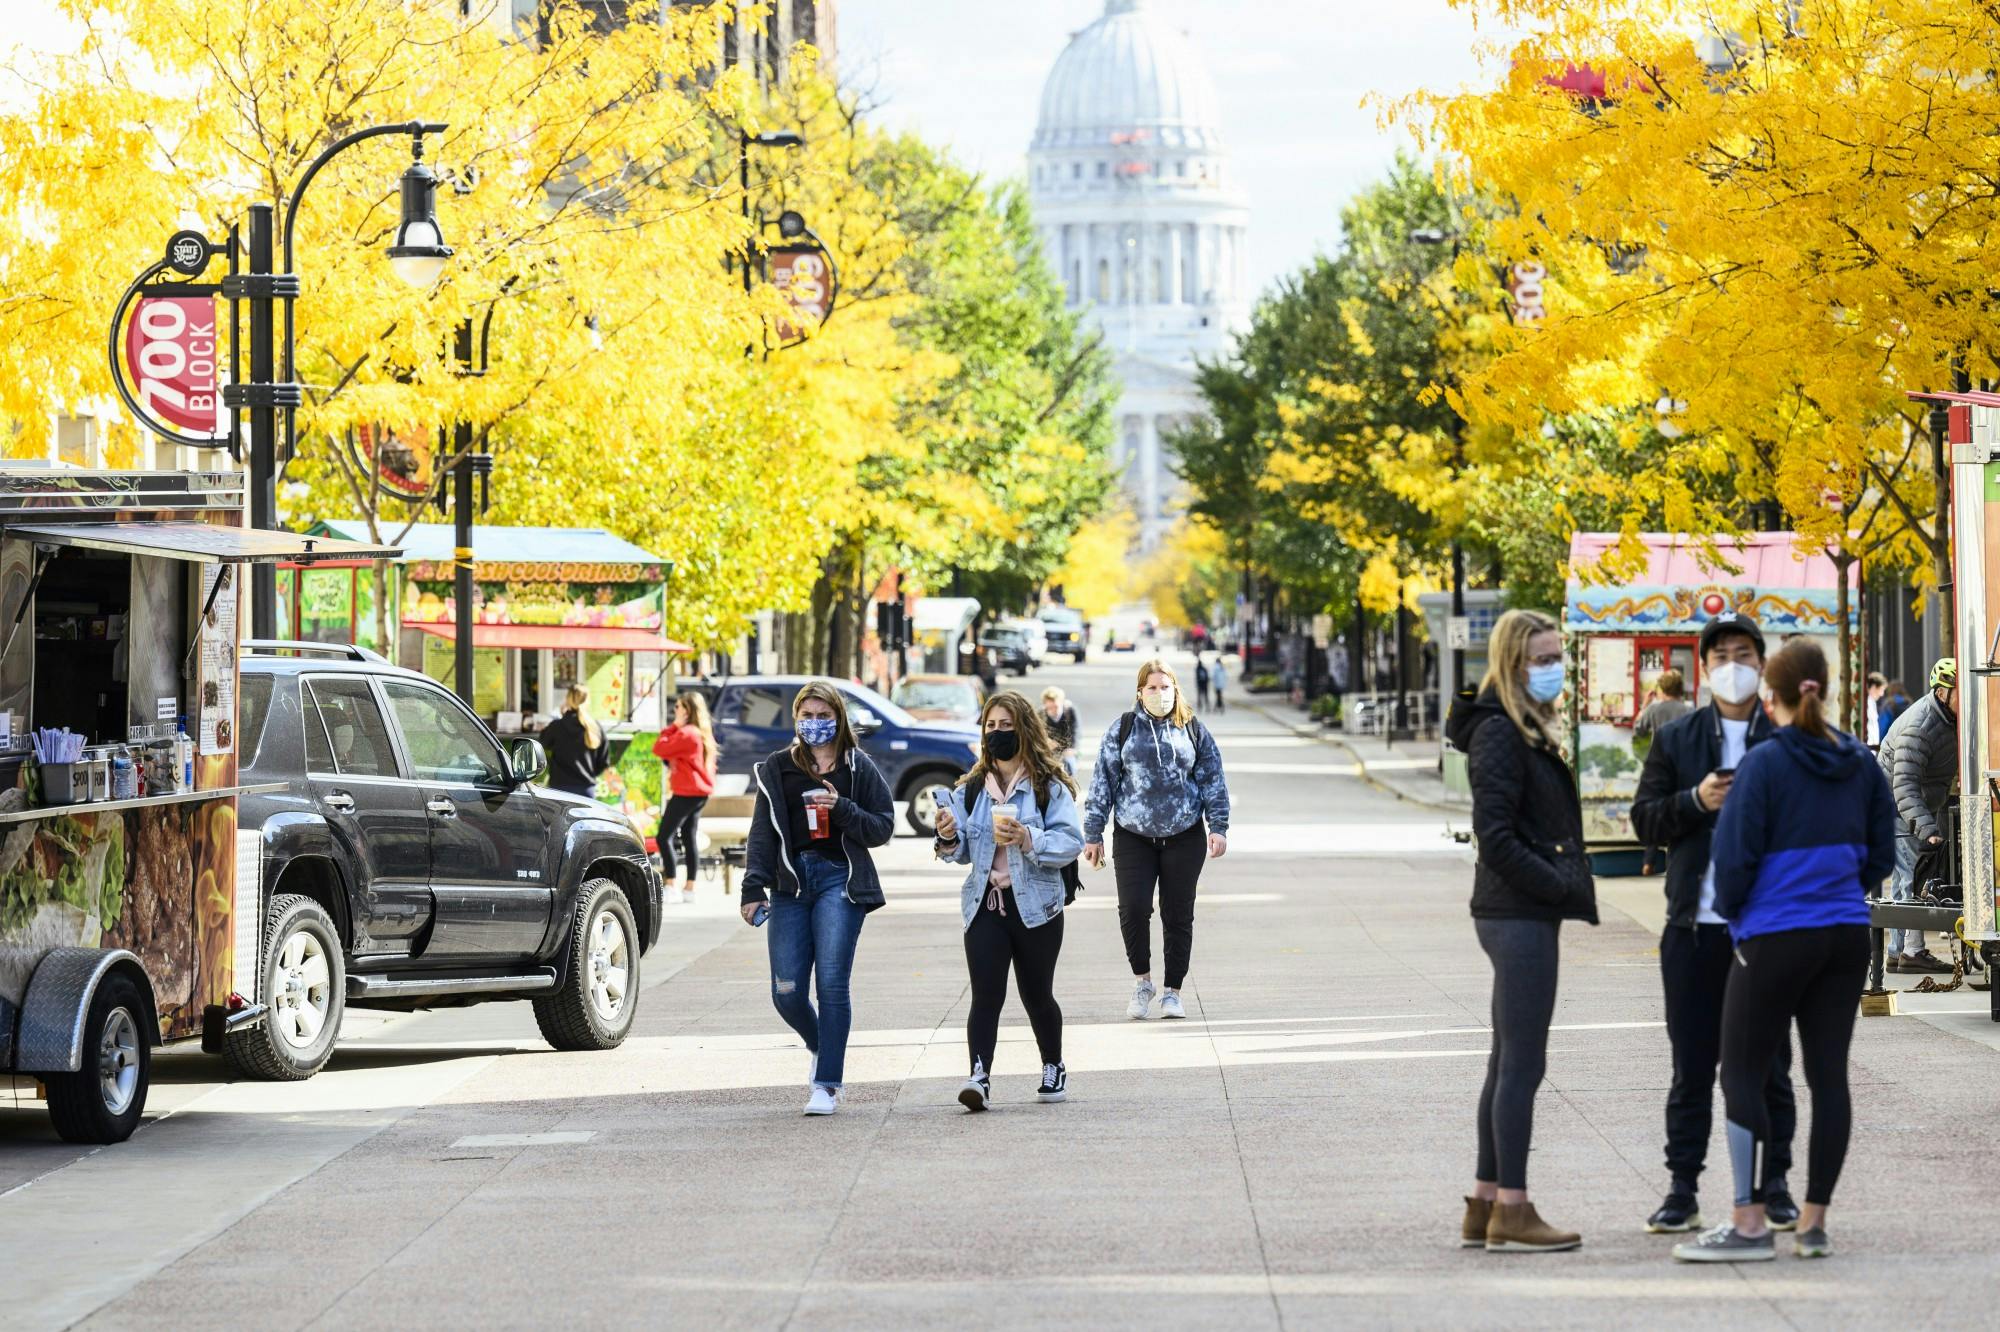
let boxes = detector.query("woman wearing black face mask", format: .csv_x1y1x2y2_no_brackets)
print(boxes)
933,690,1084,1110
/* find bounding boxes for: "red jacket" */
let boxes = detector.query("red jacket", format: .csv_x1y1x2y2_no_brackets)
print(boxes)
652,725,716,797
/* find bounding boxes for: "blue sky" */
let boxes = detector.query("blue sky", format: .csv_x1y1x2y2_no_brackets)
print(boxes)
839,0,1506,301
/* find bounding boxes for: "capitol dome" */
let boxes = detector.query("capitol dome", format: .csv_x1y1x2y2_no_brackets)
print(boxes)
1033,0,1223,153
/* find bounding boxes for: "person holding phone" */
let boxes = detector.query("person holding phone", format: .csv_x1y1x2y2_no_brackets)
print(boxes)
1630,613,1798,1235
933,691,1084,1111
740,682,897,1116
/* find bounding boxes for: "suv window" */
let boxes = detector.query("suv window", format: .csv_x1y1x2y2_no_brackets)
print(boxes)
383,680,506,785
238,673,275,771
736,686,791,729
304,677,399,778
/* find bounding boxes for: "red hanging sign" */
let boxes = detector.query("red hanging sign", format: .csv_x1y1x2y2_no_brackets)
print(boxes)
769,245,833,342
122,294,222,436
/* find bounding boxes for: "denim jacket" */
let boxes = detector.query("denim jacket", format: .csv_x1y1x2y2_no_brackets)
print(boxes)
937,775,1084,930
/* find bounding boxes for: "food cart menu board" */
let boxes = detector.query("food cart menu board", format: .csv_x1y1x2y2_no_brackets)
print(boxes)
1584,637,1635,722
199,564,236,754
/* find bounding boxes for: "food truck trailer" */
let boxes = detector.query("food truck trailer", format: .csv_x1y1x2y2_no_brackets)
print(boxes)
0,467,393,1141
1564,532,1858,865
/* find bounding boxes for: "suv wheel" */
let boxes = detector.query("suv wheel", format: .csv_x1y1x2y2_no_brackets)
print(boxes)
228,893,345,1081
46,971,150,1144
534,879,640,1051
902,770,957,837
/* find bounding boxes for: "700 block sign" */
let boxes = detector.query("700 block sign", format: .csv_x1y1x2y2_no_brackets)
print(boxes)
122,294,222,436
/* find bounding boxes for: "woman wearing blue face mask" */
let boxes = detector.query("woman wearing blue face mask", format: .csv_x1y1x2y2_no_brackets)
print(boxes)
1442,609,1599,1254
741,681,897,1116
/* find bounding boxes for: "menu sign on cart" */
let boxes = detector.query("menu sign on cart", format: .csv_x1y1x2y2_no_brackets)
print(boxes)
198,564,237,754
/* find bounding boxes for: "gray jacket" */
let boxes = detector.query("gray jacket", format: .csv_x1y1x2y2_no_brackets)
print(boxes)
1083,711,1230,842
936,777,1084,930
1878,692,1957,842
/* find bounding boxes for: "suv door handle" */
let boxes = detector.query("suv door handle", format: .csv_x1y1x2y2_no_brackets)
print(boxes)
322,790,355,812
425,796,457,817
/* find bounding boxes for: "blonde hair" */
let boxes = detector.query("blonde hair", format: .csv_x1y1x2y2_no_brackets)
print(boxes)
675,691,719,776
1480,609,1562,750
1133,658,1195,728
566,684,601,749
958,690,1078,801
788,680,858,774
1041,686,1066,705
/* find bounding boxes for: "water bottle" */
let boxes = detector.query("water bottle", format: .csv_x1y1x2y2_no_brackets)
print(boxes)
111,748,136,801
175,716,193,791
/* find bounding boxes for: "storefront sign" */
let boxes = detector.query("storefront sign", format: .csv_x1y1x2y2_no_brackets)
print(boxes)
357,422,436,500
404,560,662,585
123,295,221,435
403,575,665,631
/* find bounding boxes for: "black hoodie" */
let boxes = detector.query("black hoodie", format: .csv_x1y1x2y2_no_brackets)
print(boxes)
1446,687,1599,924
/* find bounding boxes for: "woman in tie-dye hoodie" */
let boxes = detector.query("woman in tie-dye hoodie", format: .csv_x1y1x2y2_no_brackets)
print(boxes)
1082,658,1231,1022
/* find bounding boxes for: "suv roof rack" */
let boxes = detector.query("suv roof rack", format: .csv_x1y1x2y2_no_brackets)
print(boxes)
240,640,390,664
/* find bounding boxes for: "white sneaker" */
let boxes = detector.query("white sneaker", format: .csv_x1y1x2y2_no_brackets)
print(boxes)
803,1084,838,1115
681,887,696,904
1128,978,1158,1020
1159,990,1186,1020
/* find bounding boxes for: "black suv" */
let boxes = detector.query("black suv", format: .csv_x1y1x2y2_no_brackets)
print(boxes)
228,643,662,1080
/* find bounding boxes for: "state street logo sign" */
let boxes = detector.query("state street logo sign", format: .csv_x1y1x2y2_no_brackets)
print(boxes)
769,245,832,342
122,294,222,435
356,422,436,501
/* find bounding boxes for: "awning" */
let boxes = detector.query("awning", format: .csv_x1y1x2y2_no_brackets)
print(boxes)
409,622,691,653
6,522,402,564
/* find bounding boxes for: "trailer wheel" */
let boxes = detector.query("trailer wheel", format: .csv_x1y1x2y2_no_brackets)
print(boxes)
227,894,344,1080
46,972,150,1144
533,879,639,1051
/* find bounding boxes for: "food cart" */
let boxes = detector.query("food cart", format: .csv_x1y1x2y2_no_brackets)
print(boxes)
1563,532,1858,863
0,466,394,1141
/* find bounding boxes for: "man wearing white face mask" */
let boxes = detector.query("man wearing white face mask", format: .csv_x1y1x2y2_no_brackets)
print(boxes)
1631,613,1799,1236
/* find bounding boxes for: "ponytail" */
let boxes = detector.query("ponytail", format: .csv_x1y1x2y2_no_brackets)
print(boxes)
1763,640,1832,740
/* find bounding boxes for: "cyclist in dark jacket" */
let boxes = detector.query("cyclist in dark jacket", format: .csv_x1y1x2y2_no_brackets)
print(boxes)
1628,613,1796,1235
1445,609,1595,1257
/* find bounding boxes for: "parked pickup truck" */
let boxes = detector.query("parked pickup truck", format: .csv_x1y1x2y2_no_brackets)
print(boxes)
683,675,979,837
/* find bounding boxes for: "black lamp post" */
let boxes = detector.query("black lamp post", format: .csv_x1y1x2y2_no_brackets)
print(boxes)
441,313,494,707
740,129,804,355
1409,226,1470,705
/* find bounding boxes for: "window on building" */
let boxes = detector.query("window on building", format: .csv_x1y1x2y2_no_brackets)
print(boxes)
1176,160,1187,178
1095,160,1107,179
1095,258,1111,303
1071,162,1082,180
1070,259,1082,302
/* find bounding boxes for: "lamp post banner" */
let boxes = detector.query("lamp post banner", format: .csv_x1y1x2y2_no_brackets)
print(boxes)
124,293,223,435
768,244,832,340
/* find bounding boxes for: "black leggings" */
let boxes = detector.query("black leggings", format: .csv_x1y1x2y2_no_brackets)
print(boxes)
657,794,707,880
1474,916,1560,1190
1720,925,1868,1208
1113,823,1206,989
964,888,1064,1076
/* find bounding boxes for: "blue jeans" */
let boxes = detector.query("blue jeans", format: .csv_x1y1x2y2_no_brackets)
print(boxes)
1887,833,1928,956
767,852,866,1087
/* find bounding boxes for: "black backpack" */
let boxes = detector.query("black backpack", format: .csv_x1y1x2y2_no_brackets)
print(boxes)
1030,778,1086,905
1114,709,1209,753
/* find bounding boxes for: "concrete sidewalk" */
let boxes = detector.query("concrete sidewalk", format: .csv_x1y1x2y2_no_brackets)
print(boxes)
1245,696,1471,812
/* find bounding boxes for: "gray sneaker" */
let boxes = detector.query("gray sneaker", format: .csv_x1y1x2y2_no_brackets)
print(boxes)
1793,1227,1832,1259
1159,991,1186,1020
1672,1224,1776,1263
1127,978,1157,1020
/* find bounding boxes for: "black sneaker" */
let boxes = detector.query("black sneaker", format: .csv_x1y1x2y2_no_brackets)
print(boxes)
1645,1192,1702,1233
1764,1186,1800,1232
1037,1061,1067,1103
1901,949,1952,974
958,1058,990,1112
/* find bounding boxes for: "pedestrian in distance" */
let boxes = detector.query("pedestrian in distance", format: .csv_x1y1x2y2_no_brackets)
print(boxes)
1444,608,1598,1254
1194,655,1212,711
1878,678,1913,733
1041,685,1080,773
739,682,897,1116
1633,668,1694,877
1082,658,1231,1022
1211,655,1228,714
652,692,718,905
933,690,1084,1111
1863,671,1887,748
1629,613,1800,1236
1878,657,1958,974
1672,639,1894,1263
540,684,610,799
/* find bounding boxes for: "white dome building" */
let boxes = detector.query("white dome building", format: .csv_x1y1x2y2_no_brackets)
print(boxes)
1029,0,1250,551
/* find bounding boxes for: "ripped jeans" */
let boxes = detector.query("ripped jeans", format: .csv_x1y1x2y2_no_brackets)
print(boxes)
767,851,867,1087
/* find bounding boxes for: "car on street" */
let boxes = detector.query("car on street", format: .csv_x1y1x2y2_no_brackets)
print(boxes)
233,644,663,1081
978,622,1037,675
682,675,979,836
891,673,986,724
1038,605,1087,661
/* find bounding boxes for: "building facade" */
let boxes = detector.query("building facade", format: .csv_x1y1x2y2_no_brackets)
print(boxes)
1028,0,1249,550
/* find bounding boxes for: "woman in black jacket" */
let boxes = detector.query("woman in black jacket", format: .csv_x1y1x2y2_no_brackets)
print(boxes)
1444,609,1597,1254
539,685,610,798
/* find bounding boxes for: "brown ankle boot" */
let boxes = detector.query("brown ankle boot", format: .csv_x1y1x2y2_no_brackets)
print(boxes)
1461,1197,1493,1248
1485,1201,1582,1252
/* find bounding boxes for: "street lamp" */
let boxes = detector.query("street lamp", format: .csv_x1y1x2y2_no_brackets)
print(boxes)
738,128,805,357
387,143,454,288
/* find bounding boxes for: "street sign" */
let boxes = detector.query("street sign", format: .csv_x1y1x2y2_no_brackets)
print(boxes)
123,294,222,436
1447,615,1471,649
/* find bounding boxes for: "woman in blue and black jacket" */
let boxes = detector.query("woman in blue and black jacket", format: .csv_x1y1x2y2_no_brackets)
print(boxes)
1082,658,1230,1021
1673,640,1896,1265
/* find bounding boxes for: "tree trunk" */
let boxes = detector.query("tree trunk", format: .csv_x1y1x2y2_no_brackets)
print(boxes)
372,559,394,665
